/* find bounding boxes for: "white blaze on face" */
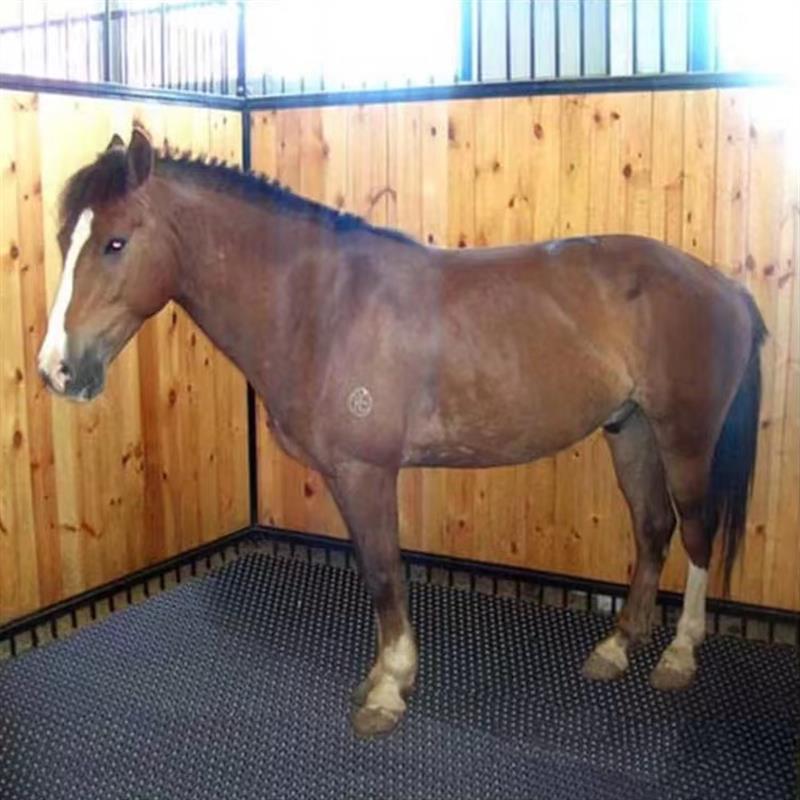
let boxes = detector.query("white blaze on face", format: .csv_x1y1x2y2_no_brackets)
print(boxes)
37,208,94,392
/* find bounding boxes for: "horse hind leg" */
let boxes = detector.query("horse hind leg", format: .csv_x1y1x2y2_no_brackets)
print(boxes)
583,407,676,682
648,448,715,691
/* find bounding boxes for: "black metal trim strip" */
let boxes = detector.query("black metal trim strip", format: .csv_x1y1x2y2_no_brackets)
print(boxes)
243,71,794,110
1,524,797,654
1,71,794,116
0,72,242,108
251,525,800,629
0,525,255,646
240,106,259,526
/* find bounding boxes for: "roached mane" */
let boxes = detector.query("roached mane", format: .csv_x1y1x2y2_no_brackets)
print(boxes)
59,141,417,245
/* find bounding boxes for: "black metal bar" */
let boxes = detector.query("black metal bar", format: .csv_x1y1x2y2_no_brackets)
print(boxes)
505,0,511,82
103,0,111,82
0,73,243,108
476,0,482,82
554,0,561,78
658,0,665,74
0,0,228,36
579,0,586,77
123,7,129,84
631,0,638,74
605,0,611,75
243,70,791,111
249,525,800,630
529,0,535,79
236,0,246,97
0,526,255,647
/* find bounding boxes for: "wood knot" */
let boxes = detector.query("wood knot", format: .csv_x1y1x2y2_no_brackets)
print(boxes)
303,482,315,498
622,163,633,179
610,111,620,120
9,243,20,260
745,254,756,271
447,120,456,142
12,430,23,449
168,388,177,406
533,122,544,139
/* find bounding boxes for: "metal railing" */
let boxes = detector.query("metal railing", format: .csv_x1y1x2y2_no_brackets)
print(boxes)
0,0,239,94
1,1,787,103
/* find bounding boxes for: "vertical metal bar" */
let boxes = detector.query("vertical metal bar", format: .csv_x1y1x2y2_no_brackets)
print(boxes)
123,8,129,84
529,0,535,78
236,0,247,97
658,0,665,73
201,23,208,93
605,0,611,75
632,0,638,74
103,0,111,81
505,0,511,81
160,2,166,87
459,0,473,82
193,26,199,92
476,0,482,82
222,25,229,94
579,0,586,76
554,0,561,78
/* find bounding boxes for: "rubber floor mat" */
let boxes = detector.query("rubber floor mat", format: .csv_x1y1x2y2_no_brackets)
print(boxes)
1,551,797,799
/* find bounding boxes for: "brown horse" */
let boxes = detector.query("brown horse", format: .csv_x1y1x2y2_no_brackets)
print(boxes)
39,128,765,737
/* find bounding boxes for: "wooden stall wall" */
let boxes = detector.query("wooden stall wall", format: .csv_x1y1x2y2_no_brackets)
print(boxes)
251,88,800,611
0,91,249,622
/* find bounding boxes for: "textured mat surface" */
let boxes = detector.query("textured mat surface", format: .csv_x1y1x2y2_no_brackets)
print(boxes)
0,551,798,800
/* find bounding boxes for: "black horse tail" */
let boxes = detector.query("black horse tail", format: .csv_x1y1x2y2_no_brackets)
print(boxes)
705,292,767,594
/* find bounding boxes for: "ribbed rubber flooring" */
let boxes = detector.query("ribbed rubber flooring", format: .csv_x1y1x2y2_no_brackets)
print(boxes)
1,551,797,799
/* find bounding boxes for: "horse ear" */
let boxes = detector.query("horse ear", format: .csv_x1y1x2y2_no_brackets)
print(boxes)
106,133,125,151
127,127,153,188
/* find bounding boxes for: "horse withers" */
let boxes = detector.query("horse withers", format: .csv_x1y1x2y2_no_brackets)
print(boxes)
39,128,765,737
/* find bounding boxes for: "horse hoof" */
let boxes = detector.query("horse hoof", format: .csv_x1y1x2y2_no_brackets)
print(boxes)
351,678,372,707
582,651,626,682
650,662,695,692
351,705,402,738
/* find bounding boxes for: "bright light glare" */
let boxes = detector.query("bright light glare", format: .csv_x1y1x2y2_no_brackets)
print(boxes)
716,0,800,78
248,0,460,90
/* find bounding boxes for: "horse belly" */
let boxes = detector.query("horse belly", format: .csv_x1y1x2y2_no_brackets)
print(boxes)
403,361,628,469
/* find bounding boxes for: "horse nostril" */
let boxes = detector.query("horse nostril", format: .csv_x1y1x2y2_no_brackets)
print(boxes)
58,361,72,379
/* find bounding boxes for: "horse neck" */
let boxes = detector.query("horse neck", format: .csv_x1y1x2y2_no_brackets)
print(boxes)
158,177,340,398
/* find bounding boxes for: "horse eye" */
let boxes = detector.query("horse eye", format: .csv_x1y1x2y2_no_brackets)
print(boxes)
104,237,126,255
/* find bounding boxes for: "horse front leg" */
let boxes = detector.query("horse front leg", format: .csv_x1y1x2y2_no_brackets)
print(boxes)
326,461,416,737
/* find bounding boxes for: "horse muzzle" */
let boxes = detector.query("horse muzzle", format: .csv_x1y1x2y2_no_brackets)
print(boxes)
38,345,106,402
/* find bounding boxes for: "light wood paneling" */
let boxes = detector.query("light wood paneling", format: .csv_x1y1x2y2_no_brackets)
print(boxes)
0,91,249,622
252,89,800,611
